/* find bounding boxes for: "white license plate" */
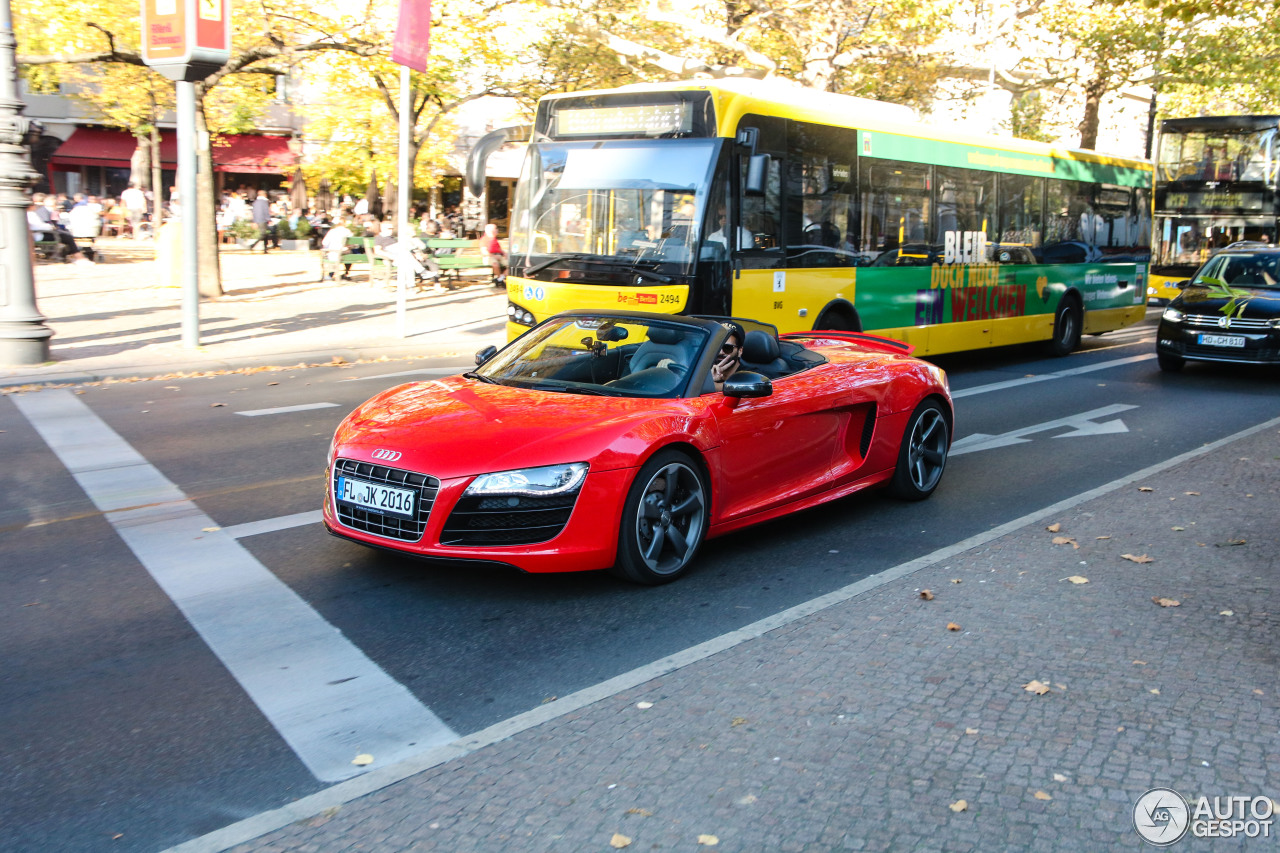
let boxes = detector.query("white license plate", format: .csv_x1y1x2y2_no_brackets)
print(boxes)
1198,333,1246,348
336,475,415,517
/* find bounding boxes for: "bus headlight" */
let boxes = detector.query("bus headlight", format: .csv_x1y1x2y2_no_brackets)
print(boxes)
1162,307,1184,323
507,302,537,326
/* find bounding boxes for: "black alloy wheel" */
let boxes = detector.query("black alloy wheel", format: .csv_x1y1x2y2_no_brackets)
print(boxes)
887,400,950,500
612,450,709,584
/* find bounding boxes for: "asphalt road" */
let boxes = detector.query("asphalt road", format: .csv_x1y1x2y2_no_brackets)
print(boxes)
3,311,1278,852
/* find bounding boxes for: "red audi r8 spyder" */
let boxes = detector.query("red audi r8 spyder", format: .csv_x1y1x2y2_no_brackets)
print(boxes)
324,311,952,584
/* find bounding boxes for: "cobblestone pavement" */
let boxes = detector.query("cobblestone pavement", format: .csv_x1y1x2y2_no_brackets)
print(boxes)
172,421,1278,853
2,238,507,388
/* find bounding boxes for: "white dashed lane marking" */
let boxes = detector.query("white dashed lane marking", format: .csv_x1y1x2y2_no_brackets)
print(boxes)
235,402,340,416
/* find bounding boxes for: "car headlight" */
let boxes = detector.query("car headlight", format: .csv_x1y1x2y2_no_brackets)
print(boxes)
464,462,589,497
1162,307,1184,322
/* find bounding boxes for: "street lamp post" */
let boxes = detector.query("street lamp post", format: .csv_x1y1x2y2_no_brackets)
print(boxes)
0,0,53,365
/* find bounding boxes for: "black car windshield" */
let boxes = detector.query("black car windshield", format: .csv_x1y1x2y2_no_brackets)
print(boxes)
509,139,719,277
1192,252,1280,288
474,315,711,398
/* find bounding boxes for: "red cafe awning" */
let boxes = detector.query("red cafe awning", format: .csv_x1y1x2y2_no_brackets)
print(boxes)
50,128,295,174
49,127,177,169
211,133,296,174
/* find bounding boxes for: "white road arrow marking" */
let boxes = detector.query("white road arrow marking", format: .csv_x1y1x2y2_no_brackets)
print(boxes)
951,404,1137,456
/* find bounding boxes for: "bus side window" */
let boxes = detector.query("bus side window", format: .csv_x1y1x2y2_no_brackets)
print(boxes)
739,155,783,261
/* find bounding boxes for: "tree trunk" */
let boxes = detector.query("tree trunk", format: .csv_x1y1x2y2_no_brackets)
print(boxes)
149,92,163,230
1078,71,1107,150
150,122,162,230
193,86,223,299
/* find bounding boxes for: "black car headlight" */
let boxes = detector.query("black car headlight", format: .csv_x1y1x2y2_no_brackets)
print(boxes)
464,462,588,497
1162,307,1184,323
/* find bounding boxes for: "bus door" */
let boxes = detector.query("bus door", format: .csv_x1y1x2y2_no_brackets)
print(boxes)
730,149,790,327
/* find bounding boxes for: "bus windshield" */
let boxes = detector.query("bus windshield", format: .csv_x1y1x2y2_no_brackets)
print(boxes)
509,139,719,276
1158,127,1277,184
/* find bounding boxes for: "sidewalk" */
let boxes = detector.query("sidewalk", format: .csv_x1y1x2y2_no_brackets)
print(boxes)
173,419,1277,853
1,238,509,389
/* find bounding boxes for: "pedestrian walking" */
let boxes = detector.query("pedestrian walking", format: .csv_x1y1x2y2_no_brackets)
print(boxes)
249,190,274,253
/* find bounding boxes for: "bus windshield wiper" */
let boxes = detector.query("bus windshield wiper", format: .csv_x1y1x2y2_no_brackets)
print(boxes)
522,253,592,276
522,253,673,284
627,266,673,284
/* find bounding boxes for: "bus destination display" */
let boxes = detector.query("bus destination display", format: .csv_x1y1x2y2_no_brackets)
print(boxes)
554,103,693,138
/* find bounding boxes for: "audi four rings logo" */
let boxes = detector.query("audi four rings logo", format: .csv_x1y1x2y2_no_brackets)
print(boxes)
371,449,402,461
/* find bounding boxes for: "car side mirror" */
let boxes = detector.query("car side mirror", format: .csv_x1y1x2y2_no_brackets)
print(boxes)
744,154,771,197
1174,279,1191,289
475,345,498,365
722,371,772,398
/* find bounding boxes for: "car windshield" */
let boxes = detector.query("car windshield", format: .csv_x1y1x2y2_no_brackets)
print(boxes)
509,139,719,277
473,315,711,398
1192,252,1280,288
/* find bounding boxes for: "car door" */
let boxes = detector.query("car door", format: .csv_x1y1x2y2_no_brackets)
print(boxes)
710,366,845,522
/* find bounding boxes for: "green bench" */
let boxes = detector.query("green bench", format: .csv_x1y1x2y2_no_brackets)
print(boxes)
33,235,65,261
320,235,384,282
425,238,493,285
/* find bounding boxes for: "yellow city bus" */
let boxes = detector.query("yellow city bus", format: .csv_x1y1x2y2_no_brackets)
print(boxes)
1149,115,1280,301
487,78,1151,356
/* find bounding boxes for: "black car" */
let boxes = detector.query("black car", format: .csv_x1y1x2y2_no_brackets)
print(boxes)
1155,242,1280,371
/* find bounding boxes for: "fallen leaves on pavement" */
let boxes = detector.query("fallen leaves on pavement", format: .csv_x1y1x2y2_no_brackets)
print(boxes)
919,589,934,600
1052,536,1079,549
697,835,720,846
946,622,961,631
1121,553,1154,564
950,800,968,813
1046,523,1061,533
1152,597,1181,607
610,833,632,848
1034,791,1052,801
1066,576,1089,584
1023,680,1051,695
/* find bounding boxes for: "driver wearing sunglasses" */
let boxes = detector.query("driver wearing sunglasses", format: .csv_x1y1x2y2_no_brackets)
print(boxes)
712,321,745,392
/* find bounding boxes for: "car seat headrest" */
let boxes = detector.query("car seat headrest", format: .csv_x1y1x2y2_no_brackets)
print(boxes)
646,326,683,345
743,329,780,363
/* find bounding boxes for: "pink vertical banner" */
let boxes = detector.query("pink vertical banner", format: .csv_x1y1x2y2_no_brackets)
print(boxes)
392,0,431,72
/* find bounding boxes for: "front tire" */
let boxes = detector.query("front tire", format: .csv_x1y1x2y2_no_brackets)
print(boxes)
1047,297,1082,357
611,450,709,585
887,400,949,500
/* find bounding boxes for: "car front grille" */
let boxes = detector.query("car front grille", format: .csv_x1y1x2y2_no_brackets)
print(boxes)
440,492,579,546
1184,314,1274,331
332,458,438,543
1182,343,1280,362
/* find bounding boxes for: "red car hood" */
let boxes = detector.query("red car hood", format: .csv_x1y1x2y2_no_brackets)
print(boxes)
333,376,708,480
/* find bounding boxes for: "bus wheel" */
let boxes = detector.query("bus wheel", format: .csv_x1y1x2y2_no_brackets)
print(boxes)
1157,351,1185,372
1047,297,1082,357
815,308,859,332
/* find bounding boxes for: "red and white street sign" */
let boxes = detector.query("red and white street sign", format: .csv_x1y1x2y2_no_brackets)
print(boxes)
141,0,231,81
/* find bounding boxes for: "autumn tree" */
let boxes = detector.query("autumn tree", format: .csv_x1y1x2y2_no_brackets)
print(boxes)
300,0,516,206
16,0,382,297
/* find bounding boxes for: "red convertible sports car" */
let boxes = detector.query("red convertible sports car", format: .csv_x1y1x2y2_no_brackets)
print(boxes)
324,310,952,584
